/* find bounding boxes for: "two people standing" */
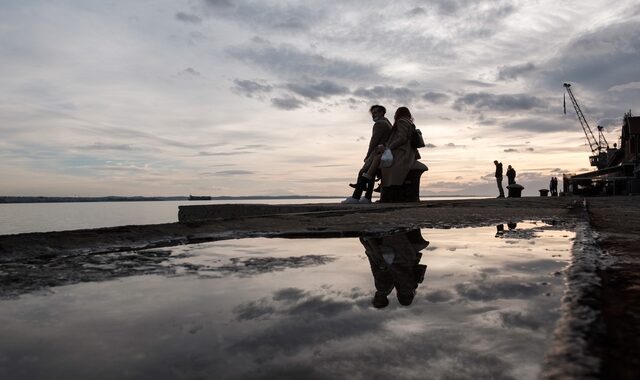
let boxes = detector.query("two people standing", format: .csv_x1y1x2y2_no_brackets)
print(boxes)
494,161,517,198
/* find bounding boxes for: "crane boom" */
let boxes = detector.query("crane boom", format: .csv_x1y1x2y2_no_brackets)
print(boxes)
563,83,601,153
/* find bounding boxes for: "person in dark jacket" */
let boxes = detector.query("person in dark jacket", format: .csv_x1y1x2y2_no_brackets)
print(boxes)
494,160,505,198
506,165,516,185
343,105,392,204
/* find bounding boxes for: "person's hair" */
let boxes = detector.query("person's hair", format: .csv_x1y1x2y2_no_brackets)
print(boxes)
369,105,386,115
394,107,413,122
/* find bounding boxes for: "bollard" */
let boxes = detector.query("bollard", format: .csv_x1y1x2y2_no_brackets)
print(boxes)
506,184,524,198
539,189,549,197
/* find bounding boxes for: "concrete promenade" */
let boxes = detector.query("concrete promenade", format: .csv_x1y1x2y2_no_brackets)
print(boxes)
1,196,638,378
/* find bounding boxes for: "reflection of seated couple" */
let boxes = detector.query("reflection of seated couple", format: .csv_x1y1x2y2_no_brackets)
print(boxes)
359,229,429,308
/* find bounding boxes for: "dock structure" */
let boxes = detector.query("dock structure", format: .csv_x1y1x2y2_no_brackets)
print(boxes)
565,113,640,196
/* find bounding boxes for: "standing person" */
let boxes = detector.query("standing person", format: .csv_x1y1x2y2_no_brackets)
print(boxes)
494,160,505,198
550,177,558,196
506,165,516,185
379,107,420,190
342,105,393,204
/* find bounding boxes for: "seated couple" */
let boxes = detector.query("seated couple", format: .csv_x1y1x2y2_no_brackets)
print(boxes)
342,105,421,204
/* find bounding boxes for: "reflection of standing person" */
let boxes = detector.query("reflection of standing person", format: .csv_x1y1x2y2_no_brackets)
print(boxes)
494,160,505,198
506,165,516,185
359,230,428,308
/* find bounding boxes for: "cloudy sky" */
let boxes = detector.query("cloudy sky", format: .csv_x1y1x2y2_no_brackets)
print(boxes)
2,0,640,197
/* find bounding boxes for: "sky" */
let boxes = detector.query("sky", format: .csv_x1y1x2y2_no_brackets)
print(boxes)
2,0,640,197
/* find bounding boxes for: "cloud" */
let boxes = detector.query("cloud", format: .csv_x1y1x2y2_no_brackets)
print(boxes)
353,85,416,104
231,79,273,98
271,96,304,110
202,0,233,8
198,151,252,156
504,148,518,153
201,0,319,32
503,117,576,133
425,143,437,148
227,43,377,81
444,143,465,148
608,81,640,92
77,143,133,151
541,20,640,94
453,92,548,112
215,170,255,175
175,12,202,24
182,67,201,76
407,7,427,16
497,62,536,81
422,91,450,104
286,80,350,100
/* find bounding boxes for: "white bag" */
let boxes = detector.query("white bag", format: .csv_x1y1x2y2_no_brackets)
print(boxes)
381,147,393,168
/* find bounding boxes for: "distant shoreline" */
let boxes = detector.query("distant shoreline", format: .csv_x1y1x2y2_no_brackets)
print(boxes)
0,195,485,204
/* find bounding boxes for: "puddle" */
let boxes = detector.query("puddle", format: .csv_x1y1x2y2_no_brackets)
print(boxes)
0,222,573,379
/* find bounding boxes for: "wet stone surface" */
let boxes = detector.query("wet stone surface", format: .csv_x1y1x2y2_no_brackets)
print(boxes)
0,222,573,380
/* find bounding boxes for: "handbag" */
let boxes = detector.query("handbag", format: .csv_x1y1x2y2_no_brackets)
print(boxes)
411,125,426,149
380,147,393,168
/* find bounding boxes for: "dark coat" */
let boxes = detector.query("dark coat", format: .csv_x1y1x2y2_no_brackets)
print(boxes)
365,117,392,160
381,118,418,187
506,167,516,181
495,162,503,178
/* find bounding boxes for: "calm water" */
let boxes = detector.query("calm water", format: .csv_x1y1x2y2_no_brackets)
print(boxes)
0,197,488,235
0,222,572,379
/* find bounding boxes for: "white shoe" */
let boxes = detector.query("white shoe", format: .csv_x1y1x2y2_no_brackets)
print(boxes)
341,197,359,204
359,197,371,204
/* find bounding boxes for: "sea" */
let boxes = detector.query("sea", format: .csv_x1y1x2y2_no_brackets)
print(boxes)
0,197,488,235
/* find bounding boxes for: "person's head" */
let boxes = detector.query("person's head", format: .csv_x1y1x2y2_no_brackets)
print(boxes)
494,160,499,165
369,105,386,119
508,165,512,169
394,107,413,123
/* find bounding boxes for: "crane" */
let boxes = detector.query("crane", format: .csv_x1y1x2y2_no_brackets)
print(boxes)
563,83,609,168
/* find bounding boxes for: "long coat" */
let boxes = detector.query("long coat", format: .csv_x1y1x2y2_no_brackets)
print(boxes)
381,118,418,187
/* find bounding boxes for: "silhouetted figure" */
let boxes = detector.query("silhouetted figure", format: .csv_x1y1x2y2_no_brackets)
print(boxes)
494,160,505,198
380,107,421,191
550,177,558,196
359,229,429,308
506,165,516,185
343,105,392,204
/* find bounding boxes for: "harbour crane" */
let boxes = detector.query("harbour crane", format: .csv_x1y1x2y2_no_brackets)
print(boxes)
563,83,609,169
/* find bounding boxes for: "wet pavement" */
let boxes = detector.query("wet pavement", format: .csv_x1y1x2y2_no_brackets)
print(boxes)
0,222,574,379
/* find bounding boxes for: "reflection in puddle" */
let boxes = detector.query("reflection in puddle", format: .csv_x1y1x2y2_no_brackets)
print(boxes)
0,222,572,379
361,229,428,308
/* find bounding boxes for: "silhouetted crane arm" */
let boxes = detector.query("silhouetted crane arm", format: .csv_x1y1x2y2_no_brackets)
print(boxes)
563,83,601,153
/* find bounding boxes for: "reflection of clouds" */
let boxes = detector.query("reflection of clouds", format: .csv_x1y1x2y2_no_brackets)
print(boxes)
272,287,307,303
0,251,335,297
502,259,565,273
455,278,546,301
424,289,456,303
500,308,559,332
